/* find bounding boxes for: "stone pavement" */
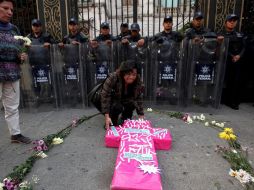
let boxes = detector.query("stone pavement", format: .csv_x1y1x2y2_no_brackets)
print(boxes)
0,103,253,190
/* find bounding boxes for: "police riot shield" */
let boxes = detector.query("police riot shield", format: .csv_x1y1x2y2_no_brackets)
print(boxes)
86,42,115,93
150,39,183,105
20,45,57,110
53,44,86,108
186,37,227,108
117,41,149,98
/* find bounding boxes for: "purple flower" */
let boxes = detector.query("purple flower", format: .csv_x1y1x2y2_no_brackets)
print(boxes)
37,140,45,146
36,146,42,151
42,145,48,151
3,179,15,190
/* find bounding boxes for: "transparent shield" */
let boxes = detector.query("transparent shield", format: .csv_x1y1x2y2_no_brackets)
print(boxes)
86,42,114,93
118,41,149,98
52,44,85,108
20,45,57,111
150,40,183,105
186,38,228,108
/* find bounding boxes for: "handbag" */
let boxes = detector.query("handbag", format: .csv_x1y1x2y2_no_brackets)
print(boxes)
88,82,104,112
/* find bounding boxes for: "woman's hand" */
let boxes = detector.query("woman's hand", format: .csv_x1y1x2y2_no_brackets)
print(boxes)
105,114,113,130
19,52,28,61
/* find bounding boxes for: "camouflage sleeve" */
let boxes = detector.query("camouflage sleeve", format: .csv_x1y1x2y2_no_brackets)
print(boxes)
100,73,117,114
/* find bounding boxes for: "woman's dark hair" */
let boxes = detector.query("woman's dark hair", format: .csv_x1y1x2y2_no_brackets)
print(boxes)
119,60,139,77
117,60,141,95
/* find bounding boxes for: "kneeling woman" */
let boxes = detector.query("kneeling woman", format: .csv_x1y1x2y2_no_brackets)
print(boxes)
101,60,144,129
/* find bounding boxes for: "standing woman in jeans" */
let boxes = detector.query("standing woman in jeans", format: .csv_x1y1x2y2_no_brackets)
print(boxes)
101,60,144,130
0,0,31,143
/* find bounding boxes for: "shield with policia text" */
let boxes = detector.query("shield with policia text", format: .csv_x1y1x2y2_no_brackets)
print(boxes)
185,35,228,108
86,42,115,94
20,45,57,110
54,44,85,108
150,39,183,105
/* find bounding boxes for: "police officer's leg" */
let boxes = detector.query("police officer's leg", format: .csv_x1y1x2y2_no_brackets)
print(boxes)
227,63,240,109
109,101,123,126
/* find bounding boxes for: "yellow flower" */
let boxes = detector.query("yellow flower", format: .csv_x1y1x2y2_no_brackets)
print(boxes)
52,137,64,145
219,131,237,141
219,131,231,140
229,133,237,140
224,128,233,134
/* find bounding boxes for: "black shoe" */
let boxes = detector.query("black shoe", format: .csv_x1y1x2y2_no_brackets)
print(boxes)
11,134,31,144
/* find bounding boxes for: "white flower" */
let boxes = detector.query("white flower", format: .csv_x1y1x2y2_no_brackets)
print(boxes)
211,120,216,125
186,116,193,124
192,115,197,120
232,149,237,154
14,35,31,46
215,123,224,128
147,108,153,112
230,169,254,184
229,168,237,177
36,151,48,158
204,122,209,126
19,181,29,188
200,114,205,121
0,182,4,190
52,137,64,145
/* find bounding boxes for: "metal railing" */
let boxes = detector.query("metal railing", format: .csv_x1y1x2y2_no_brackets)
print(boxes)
75,0,196,39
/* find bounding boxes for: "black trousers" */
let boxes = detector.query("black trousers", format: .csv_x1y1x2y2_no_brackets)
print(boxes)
222,62,241,107
109,101,136,126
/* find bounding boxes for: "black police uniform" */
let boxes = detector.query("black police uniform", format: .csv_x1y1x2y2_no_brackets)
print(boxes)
185,26,211,40
221,29,246,109
117,31,131,41
62,32,88,44
27,32,55,45
95,34,116,41
152,31,183,43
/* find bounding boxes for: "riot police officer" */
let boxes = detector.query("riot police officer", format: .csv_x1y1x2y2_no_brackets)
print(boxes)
59,18,88,47
221,14,246,110
27,19,55,107
27,19,55,46
117,22,131,40
185,12,211,41
121,23,146,47
90,22,116,48
152,16,183,43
